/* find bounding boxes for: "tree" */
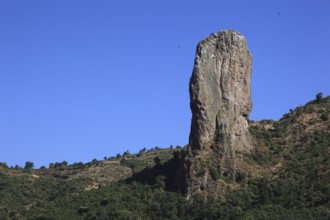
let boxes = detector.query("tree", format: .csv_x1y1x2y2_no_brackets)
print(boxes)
139,147,147,154
123,150,130,157
316,92,323,101
49,163,55,169
91,158,99,165
0,162,8,168
61,160,68,168
24,161,34,171
154,157,161,166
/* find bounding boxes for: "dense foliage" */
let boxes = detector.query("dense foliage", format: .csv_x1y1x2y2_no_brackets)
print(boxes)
0,96,329,219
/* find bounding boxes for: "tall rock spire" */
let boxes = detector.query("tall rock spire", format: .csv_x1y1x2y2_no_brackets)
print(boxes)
186,30,253,199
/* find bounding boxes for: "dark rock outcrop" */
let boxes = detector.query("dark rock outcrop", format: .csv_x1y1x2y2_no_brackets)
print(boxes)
186,30,253,199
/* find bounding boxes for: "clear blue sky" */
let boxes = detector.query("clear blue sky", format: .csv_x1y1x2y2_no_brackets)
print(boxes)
1,1,329,168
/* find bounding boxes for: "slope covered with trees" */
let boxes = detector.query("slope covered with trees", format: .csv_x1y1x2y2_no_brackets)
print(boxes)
0,95,329,219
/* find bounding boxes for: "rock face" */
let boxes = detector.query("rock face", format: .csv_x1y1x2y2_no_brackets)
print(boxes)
186,30,252,199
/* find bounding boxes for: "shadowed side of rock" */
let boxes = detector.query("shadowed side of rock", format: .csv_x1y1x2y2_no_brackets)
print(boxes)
186,30,253,199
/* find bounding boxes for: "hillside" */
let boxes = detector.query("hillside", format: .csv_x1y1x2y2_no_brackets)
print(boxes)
0,95,329,219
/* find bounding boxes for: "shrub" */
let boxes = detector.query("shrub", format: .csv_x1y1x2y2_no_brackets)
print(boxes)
120,158,146,172
24,161,34,171
49,163,54,169
209,166,221,181
316,92,323,101
320,113,329,121
123,150,130,157
0,162,8,168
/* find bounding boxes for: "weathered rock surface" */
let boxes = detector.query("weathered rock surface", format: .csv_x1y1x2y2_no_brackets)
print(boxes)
186,30,253,199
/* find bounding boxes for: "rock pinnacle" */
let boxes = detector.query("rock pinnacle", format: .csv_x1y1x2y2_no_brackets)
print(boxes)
186,30,253,199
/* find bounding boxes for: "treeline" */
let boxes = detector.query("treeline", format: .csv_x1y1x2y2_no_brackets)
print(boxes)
0,145,184,171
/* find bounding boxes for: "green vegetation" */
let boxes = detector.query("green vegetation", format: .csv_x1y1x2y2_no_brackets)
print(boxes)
0,96,329,219
316,92,323,101
209,165,221,181
0,162,8,168
24,161,34,171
